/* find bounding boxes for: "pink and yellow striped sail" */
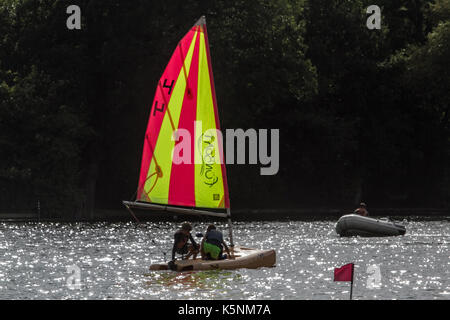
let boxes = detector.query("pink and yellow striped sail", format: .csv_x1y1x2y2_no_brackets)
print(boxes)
136,17,230,209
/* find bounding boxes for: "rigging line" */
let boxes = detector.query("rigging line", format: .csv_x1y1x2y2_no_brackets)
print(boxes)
137,171,159,198
143,172,159,196
134,135,163,199
145,134,161,169
151,239,167,262
129,187,138,202
124,204,141,224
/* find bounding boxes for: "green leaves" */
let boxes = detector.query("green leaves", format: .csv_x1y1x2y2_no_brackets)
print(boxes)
1,0,450,213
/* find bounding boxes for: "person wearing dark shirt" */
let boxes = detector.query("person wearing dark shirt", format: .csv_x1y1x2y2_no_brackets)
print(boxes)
171,222,199,261
354,202,369,216
200,224,232,260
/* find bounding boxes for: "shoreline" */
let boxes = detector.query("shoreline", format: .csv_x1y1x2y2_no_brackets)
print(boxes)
0,208,448,222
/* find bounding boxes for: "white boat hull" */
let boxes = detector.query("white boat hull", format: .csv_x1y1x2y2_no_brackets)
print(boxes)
149,246,276,272
336,214,406,237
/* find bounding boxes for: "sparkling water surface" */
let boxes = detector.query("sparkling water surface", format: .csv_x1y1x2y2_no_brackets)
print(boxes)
0,218,448,299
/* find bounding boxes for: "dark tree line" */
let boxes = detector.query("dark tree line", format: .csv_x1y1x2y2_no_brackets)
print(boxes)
0,0,449,218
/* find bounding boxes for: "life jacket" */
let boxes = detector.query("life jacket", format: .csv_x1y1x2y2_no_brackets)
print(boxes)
206,229,223,247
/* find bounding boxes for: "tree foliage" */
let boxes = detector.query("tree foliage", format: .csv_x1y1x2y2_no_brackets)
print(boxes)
1,0,449,217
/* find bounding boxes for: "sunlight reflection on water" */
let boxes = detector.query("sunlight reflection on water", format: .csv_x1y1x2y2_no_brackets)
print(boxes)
0,219,448,299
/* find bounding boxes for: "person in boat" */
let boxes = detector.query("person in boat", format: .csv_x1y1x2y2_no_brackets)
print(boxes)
170,222,199,262
200,224,232,260
354,202,369,216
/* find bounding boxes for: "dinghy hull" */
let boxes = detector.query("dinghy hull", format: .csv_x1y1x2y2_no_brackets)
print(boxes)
336,214,406,237
149,246,276,272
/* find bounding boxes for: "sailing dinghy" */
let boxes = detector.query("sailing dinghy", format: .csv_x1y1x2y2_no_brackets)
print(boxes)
123,16,276,271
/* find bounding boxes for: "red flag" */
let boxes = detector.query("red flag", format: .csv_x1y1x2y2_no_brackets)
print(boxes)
334,263,354,282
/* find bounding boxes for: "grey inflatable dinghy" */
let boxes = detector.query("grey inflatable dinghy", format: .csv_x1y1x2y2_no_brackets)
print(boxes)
336,214,406,237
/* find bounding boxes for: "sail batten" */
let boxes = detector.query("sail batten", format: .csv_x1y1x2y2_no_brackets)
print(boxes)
135,18,230,211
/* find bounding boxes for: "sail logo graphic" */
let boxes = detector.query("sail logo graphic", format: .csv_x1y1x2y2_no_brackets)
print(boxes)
172,121,279,175
198,132,219,187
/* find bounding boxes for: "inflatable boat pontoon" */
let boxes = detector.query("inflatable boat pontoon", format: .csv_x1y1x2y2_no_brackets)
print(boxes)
336,214,406,237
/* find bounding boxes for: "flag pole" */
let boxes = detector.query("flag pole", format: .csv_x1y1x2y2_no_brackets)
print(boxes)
350,263,354,300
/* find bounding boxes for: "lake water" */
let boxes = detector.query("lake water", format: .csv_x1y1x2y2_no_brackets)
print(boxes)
0,218,448,299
